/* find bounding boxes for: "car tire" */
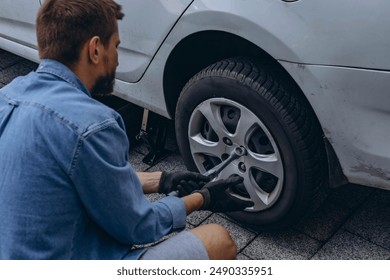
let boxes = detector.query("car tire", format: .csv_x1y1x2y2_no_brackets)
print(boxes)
175,57,327,230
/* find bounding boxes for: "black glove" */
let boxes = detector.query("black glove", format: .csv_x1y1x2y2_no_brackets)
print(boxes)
195,175,254,212
158,171,210,197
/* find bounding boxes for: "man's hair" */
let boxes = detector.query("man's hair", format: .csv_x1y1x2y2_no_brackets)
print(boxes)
36,0,124,65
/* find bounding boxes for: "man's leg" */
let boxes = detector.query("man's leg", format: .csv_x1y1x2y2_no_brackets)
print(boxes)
138,223,236,260
190,224,237,260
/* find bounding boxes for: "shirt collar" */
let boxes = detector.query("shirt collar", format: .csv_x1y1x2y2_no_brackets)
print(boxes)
36,59,91,97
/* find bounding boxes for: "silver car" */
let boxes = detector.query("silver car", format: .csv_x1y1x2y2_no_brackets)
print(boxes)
1,0,389,230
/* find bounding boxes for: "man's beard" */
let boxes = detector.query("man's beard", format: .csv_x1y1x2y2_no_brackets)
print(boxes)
90,71,116,96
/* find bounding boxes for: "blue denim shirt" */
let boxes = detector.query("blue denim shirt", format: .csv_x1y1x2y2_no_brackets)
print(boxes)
0,59,186,259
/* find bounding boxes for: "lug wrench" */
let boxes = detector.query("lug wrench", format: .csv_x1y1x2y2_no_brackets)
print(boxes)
204,146,247,179
168,146,247,196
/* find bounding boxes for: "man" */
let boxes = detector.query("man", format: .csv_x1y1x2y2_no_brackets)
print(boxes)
0,0,253,260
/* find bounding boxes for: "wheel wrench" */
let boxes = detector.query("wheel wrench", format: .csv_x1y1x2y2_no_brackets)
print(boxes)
168,146,247,196
203,146,247,179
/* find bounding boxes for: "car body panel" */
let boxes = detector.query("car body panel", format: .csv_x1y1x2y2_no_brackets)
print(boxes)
114,0,193,82
175,0,390,70
280,61,390,190
0,0,40,61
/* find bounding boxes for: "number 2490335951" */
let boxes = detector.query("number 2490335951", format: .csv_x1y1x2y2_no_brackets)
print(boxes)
209,266,273,276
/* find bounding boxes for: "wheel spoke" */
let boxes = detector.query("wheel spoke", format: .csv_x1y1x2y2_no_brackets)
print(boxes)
233,109,258,142
246,152,283,179
242,170,284,210
197,101,229,138
240,172,270,210
215,163,279,211
188,133,225,158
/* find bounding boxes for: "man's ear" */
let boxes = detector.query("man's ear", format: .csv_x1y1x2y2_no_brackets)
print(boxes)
88,36,101,65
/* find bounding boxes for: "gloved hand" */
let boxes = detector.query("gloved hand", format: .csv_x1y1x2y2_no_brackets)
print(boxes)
158,171,210,197
195,175,254,212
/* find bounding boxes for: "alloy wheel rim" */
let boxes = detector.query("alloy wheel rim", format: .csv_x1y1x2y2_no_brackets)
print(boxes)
188,98,284,211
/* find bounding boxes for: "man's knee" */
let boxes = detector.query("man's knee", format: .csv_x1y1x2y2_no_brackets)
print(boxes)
190,223,237,260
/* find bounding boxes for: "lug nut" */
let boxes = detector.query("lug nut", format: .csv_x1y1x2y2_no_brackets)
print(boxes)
223,137,233,146
239,162,247,172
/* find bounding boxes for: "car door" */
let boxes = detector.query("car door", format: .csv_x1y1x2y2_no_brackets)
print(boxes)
115,0,193,82
0,0,41,60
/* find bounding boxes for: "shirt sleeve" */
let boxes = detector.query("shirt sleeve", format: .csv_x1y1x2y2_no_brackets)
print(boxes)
68,117,186,245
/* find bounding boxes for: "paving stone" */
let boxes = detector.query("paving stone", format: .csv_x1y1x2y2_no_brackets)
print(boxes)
21,60,38,71
327,184,374,209
129,143,186,173
344,189,390,250
0,62,34,84
293,200,353,242
187,210,212,226
128,145,151,172
147,152,187,173
312,230,390,260
0,51,24,70
242,229,322,260
236,253,253,260
145,193,165,203
293,184,376,242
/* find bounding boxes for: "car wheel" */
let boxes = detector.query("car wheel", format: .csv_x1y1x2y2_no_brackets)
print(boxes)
175,57,327,230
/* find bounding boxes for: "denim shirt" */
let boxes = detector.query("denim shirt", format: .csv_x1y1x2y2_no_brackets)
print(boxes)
0,59,186,259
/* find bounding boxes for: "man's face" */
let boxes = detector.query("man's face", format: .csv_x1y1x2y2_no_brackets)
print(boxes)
91,31,120,96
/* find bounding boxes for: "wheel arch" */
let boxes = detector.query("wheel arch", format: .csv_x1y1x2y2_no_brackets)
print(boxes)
163,30,311,122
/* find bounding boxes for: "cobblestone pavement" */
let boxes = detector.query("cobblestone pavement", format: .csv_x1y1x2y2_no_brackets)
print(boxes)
1,49,389,260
